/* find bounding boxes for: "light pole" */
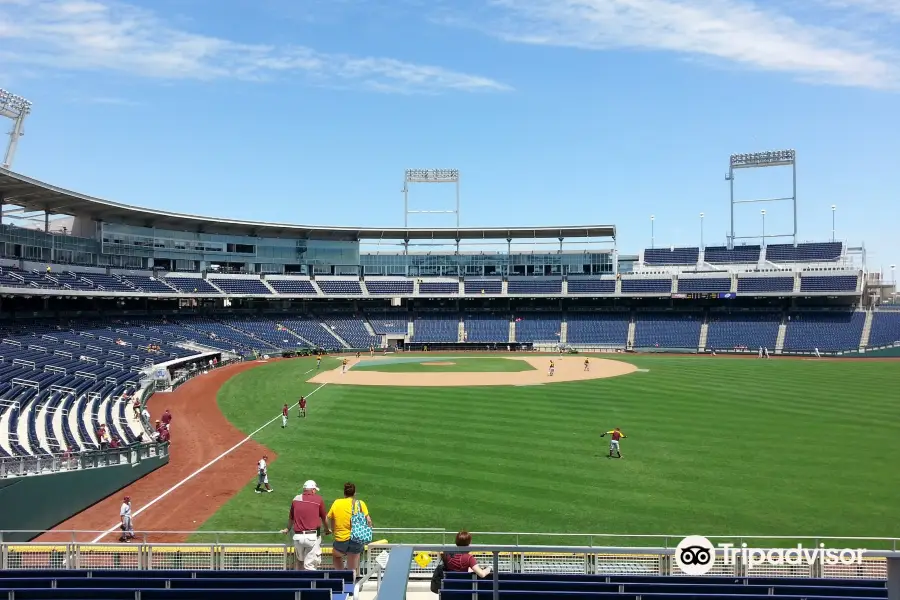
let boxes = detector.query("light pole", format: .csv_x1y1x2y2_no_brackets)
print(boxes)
760,209,766,246
891,264,896,285
831,204,836,242
699,212,705,249
650,215,655,249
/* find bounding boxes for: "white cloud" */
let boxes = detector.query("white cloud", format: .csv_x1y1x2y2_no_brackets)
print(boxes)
0,0,511,93
462,0,899,90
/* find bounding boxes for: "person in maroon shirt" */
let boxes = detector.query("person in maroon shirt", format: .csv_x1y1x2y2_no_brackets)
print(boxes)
443,530,492,577
280,480,331,570
298,396,306,418
161,410,172,427
281,404,288,428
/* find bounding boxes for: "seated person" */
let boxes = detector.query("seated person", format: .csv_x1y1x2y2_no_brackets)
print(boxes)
444,530,492,578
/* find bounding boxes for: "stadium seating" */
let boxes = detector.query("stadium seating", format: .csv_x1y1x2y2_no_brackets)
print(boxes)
116,274,178,294
567,278,616,294
737,277,794,294
704,245,761,264
766,242,842,263
621,279,672,294
507,278,562,295
566,311,630,345
366,312,409,336
275,317,346,350
317,314,377,348
164,277,221,294
209,277,273,295
266,278,318,295
677,277,731,293
464,278,503,295
868,311,900,347
706,311,781,351
513,312,561,343
365,279,414,295
440,572,888,600
643,247,699,266
418,280,459,295
464,313,510,343
783,311,865,352
799,275,858,293
413,314,460,342
316,279,363,295
633,312,703,348
0,569,355,600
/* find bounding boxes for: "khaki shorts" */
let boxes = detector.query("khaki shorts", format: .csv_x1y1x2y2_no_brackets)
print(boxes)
293,532,322,569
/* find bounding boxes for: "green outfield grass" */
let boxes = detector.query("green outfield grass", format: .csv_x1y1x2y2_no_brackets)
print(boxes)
352,356,535,373
194,355,900,546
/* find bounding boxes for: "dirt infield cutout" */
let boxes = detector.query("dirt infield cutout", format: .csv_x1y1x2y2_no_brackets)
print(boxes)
309,355,637,386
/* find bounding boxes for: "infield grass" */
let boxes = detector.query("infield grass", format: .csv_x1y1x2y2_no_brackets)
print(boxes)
352,357,535,373
195,355,900,546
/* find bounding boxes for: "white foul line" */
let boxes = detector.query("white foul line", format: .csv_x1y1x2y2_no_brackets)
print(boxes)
90,369,327,543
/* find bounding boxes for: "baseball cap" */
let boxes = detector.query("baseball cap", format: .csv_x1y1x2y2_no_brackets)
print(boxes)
303,480,319,491
124,496,131,502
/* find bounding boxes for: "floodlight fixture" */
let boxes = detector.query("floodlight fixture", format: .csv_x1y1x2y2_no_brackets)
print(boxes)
729,149,795,169
0,88,32,170
726,148,797,247
402,168,461,227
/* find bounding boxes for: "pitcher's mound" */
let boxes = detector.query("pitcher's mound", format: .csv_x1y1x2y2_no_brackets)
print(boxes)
422,361,455,366
310,356,637,387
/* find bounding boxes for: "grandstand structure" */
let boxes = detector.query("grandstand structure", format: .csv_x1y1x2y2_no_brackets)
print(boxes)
0,163,897,473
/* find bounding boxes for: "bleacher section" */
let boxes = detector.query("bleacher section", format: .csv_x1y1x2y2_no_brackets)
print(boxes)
440,571,888,600
766,242,842,263
706,312,781,351
366,312,409,336
464,279,502,295
783,311,865,352
464,313,509,343
737,276,794,294
316,279,362,295
621,279,671,294
643,247,699,266
209,277,273,295
633,312,703,348
799,275,858,293
677,277,731,293
418,280,459,295
413,314,459,342
164,277,221,294
513,313,561,343
365,279,414,295
868,311,900,347
507,278,562,295
567,278,615,294
266,278,318,295
318,314,376,348
0,569,355,600
704,245,760,264
116,274,177,294
566,311,629,345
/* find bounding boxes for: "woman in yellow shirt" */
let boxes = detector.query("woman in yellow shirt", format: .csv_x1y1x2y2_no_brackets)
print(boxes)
327,482,372,576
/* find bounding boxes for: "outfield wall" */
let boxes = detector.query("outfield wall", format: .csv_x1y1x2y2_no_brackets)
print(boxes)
0,444,169,543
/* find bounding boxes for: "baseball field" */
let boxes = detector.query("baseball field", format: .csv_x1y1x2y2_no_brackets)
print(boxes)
42,353,900,546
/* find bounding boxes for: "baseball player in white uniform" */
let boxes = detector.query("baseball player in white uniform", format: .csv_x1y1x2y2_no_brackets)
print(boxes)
119,496,134,542
255,455,273,493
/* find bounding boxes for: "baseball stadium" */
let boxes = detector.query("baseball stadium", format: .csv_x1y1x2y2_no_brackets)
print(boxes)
0,91,898,600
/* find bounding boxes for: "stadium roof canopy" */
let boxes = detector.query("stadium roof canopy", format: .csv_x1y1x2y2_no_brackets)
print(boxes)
0,169,615,241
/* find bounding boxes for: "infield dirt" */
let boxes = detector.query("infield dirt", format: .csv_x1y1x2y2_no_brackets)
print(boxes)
309,355,638,386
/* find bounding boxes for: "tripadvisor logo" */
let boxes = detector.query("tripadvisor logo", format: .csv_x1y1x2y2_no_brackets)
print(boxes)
674,536,866,576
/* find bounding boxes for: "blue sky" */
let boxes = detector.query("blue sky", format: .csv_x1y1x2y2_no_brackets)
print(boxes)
1,0,897,273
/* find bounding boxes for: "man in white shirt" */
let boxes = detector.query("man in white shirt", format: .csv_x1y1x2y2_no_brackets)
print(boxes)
255,455,273,493
119,496,134,542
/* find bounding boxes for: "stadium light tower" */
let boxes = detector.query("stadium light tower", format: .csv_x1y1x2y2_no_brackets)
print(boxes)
760,209,766,245
726,149,796,247
831,204,836,242
402,169,460,228
699,212,705,249
650,215,655,249
0,88,32,170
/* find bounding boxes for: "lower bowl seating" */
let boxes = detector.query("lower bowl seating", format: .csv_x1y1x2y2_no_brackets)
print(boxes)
0,569,355,600
440,572,888,600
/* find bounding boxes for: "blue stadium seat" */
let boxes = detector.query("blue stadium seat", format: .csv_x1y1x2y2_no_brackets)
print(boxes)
507,279,562,294
414,314,459,342
567,278,616,294
868,311,900,347
621,279,672,294
644,247,699,266
633,312,702,348
418,280,459,294
566,311,630,345
514,312,561,343
678,278,731,293
464,279,502,295
706,312,780,351
267,278,318,295
317,279,362,295
464,313,509,342
209,277,273,295
766,242,842,263
737,277,794,294
799,275,858,293
783,311,865,352
366,279,414,295
704,245,761,264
